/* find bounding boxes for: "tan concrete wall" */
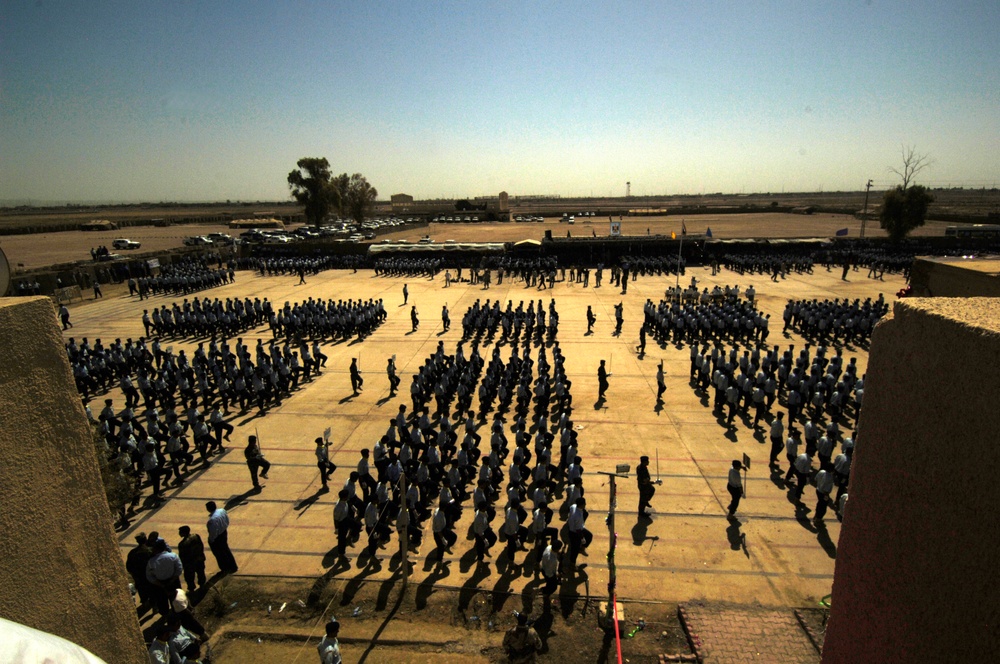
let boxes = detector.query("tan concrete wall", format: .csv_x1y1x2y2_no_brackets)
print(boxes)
0,298,146,663
909,258,1000,297
823,298,1000,663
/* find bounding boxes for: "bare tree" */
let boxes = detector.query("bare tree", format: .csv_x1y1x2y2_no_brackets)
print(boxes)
888,145,933,190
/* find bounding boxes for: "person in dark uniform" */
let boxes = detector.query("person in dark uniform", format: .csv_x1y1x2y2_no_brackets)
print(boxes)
410,306,419,332
177,525,207,591
386,356,400,394
586,306,596,335
126,533,155,611
598,360,610,399
636,323,647,356
402,283,409,304
614,302,624,336
350,358,363,395
636,455,660,518
244,435,270,488
727,460,744,518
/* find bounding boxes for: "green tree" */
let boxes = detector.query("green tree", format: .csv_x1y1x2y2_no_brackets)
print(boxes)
879,184,934,241
331,173,351,219
879,146,935,241
344,173,378,228
287,158,340,226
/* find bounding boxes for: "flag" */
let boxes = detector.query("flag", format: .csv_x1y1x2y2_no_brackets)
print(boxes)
682,220,688,236
671,231,676,240
835,228,849,237
706,227,713,238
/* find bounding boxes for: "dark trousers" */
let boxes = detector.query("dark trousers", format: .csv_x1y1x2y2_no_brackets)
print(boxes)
727,484,742,516
183,561,207,590
769,436,784,464
209,531,238,573
173,608,206,638
543,572,559,596
318,460,337,487
638,484,655,515
814,491,830,521
248,458,271,486
213,422,234,447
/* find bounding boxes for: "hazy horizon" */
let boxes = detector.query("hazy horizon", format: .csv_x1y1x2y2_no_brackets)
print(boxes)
2,1,998,204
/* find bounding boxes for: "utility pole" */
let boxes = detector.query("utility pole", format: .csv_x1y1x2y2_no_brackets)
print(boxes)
599,466,631,631
860,179,873,239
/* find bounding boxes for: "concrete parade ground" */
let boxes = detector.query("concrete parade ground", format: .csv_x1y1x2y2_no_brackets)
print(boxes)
61,262,904,610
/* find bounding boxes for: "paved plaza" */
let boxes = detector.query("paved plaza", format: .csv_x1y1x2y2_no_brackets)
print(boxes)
61,262,905,610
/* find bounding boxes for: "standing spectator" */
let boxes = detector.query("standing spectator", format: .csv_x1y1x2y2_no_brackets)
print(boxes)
205,500,238,574
317,619,342,664
93,280,103,299
145,538,183,615
125,533,154,611
177,525,207,591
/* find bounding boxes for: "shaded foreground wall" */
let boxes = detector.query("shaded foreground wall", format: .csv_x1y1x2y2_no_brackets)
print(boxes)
0,298,146,663
823,298,1000,663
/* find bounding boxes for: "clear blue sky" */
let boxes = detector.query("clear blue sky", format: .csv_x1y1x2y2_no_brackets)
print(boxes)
1,1,998,203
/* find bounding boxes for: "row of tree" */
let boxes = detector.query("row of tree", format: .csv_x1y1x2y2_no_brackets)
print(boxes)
288,148,936,241
287,158,378,227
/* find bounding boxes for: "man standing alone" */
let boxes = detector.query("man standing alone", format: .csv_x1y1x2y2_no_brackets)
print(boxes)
636,455,660,518
205,500,238,575
726,460,744,519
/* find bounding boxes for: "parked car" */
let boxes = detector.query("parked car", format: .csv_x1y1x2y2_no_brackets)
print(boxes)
112,238,141,250
183,236,212,246
206,232,234,245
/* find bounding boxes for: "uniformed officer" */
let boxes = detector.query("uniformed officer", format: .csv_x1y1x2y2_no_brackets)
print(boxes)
597,360,610,400
636,455,661,518
349,358,363,395
726,460,744,518
244,435,270,488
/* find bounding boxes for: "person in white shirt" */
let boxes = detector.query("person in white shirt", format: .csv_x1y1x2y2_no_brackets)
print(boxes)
317,619,342,664
833,448,852,502
813,469,835,522
540,540,562,597
768,412,785,465
565,498,592,570
726,460,744,518
790,452,812,499
783,433,801,483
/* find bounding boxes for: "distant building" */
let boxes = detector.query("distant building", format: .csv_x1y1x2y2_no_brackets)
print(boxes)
391,193,414,211
499,191,509,212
